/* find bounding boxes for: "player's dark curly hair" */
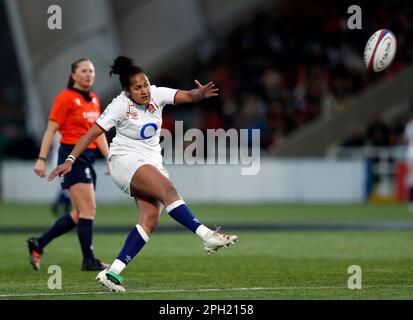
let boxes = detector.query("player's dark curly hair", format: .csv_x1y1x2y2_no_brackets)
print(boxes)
110,56,144,88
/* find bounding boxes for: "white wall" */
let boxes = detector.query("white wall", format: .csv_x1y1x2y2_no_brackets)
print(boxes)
169,159,365,203
0,159,365,203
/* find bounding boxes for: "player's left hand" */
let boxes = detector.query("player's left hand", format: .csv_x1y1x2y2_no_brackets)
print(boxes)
48,161,73,181
195,80,219,99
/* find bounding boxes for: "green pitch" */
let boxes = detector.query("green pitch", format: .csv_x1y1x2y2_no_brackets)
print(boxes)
0,203,413,299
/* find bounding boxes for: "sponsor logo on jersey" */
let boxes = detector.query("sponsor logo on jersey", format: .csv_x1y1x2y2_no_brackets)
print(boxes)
140,123,158,139
83,111,100,123
126,102,139,119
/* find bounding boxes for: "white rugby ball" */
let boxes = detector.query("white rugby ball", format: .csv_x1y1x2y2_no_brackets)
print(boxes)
364,29,397,72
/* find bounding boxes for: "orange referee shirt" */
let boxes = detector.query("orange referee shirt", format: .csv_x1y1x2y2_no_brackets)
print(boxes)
49,89,101,149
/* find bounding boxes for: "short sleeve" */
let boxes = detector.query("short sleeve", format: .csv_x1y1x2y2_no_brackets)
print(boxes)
49,92,69,126
96,94,126,131
153,86,178,107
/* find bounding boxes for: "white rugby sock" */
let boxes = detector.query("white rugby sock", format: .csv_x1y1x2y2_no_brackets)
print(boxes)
195,225,213,241
109,259,126,275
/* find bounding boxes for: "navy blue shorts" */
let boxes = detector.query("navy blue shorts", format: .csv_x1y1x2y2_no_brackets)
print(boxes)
58,144,97,190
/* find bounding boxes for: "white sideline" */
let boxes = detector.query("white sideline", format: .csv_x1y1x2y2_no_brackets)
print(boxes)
1,285,413,298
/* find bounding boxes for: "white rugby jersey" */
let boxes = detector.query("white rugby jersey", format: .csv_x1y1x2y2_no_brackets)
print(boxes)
404,119,413,163
96,85,178,159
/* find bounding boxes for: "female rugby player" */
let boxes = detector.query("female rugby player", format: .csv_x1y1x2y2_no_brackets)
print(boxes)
48,56,238,291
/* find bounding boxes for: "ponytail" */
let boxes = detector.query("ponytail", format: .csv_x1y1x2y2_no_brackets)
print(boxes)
67,75,75,88
110,55,144,88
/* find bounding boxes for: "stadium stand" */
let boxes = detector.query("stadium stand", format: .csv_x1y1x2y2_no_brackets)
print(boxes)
1,0,413,159
155,0,413,154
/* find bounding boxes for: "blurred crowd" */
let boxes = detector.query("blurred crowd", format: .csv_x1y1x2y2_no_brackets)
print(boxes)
343,113,408,148
1,0,413,160
157,0,413,154
0,0,28,160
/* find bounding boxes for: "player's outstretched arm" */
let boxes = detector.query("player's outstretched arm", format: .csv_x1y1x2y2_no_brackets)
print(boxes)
174,80,219,104
48,124,104,181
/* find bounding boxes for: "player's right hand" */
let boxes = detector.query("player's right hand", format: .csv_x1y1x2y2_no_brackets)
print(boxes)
48,161,73,181
34,159,46,177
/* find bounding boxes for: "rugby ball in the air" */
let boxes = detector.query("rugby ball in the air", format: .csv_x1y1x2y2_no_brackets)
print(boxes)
364,29,397,72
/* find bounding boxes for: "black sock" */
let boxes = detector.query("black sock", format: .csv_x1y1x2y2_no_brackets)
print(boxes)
409,187,413,202
37,215,77,249
77,218,95,262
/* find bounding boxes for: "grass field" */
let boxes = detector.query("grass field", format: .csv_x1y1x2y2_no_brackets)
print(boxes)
0,203,413,300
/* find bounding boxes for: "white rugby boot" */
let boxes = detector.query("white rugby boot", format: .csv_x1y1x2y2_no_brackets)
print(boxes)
203,227,239,254
96,269,126,292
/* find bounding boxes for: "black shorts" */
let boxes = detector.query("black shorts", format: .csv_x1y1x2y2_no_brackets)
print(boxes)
58,144,97,190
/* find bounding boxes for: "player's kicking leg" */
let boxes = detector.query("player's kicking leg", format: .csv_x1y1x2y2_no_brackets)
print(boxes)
165,199,239,254
130,165,240,254
202,226,239,254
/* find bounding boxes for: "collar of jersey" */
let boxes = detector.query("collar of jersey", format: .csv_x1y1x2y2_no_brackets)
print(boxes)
69,87,92,102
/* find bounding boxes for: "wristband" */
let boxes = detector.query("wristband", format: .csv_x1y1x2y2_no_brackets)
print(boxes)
38,156,47,161
66,155,76,163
